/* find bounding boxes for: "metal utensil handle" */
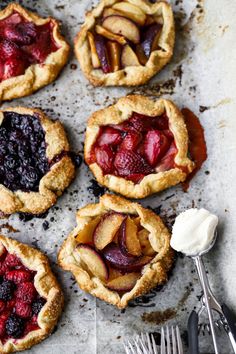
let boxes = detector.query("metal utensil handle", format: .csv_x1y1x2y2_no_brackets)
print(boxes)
187,310,199,354
193,256,219,354
222,304,236,352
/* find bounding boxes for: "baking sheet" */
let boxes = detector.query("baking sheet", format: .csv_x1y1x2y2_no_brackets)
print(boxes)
0,0,236,353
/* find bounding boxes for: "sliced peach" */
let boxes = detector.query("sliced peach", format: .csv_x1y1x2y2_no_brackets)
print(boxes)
112,2,146,26
121,45,140,68
118,217,141,256
76,216,101,244
102,15,140,44
95,25,126,45
133,216,141,230
94,213,125,250
87,32,101,69
77,244,109,281
106,272,140,291
108,266,123,281
138,229,156,256
136,44,148,65
107,41,121,72
145,15,156,26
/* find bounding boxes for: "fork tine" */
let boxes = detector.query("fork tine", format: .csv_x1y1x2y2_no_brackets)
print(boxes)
146,332,153,353
123,341,131,354
166,326,171,354
138,334,149,354
127,340,136,354
161,327,166,354
133,338,144,354
171,326,177,354
176,326,183,354
150,333,158,354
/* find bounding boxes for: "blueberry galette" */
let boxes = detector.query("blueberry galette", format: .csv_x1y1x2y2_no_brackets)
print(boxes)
0,235,63,353
84,95,195,199
74,0,174,86
0,107,75,215
58,194,174,308
0,3,69,101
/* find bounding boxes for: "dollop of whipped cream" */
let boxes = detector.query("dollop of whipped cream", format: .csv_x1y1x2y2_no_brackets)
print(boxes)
170,208,218,256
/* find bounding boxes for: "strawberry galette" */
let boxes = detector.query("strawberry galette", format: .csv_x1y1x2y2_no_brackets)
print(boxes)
84,95,195,199
0,107,75,215
0,3,69,101
0,235,63,353
58,194,174,308
74,0,174,86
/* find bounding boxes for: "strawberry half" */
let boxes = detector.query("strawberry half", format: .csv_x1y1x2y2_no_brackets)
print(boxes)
120,131,142,151
0,39,22,60
114,149,152,177
155,142,177,172
3,57,26,80
155,113,169,130
144,130,171,167
95,145,114,174
98,127,122,146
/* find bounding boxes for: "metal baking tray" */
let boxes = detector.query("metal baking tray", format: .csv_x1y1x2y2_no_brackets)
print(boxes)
0,0,235,353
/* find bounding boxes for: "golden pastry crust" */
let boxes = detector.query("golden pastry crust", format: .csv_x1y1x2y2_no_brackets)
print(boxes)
84,95,195,199
0,234,64,353
0,106,75,215
58,194,174,309
74,0,175,86
0,3,70,101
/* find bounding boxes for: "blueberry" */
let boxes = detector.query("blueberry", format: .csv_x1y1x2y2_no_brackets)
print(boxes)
9,129,23,142
38,161,48,174
6,314,25,338
32,297,46,315
10,114,21,128
71,152,82,168
4,155,18,169
0,127,9,140
0,280,15,300
0,143,7,156
8,141,18,154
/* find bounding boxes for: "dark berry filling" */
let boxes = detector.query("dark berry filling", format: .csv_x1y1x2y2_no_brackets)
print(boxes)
0,11,59,81
0,111,49,192
0,248,46,343
89,112,177,183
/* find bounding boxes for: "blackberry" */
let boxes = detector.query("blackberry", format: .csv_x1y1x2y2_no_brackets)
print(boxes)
0,280,15,300
5,314,25,338
32,297,46,315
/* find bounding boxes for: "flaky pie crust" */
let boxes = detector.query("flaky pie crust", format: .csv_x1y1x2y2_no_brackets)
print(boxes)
0,107,75,215
84,95,195,199
74,0,175,86
0,3,70,101
0,235,64,353
58,194,174,309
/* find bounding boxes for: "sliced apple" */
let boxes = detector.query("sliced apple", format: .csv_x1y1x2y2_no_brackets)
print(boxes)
94,213,125,250
102,15,140,44
112,2,146,26
118,217,141,256
76,216,101,243
103,7,124,18
103,243,152,272
141,23,162,58
107,41,121,72
95,25,126,45
87,32,101,69
138,229,156,256
106,272,140,291
77,244,109,281
94,34,111,73
121,45,140,68
136,44,148,65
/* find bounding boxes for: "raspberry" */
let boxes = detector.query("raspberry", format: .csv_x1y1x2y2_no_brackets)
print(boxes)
4,253,21,268
0,281,15,301
5,314,25,338
0,311,9,337
0,262,8,276
15,300,32,319
5,269,32,284
32,297,46,315
0,300,5,313
16,282,36,304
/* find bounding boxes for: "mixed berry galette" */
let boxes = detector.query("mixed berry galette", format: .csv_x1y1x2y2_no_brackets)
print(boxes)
84,95,195,199
58,194,174,309
0,3,70,101
74,0,174,86
0,235,63,353
0,107,75,215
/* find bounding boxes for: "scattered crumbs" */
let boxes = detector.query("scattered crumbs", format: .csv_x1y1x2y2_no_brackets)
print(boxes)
42,221,49,231
129,79,177,98
199,105,210,113
205,170,210,175
83,298,88,302
192,200,195,208
70,63,77,70
173,64,183,86
55,5,65,10
117,336,121,340
0,223,19,233
142,308,177,325
121,309,126,314
50,217,55,222
51,96,56,101
88,179,107,197
52,325,58,335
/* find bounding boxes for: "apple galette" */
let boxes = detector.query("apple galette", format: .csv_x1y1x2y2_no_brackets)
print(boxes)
0,235,63,353
74,0,174,86
0,3,70,101
58,194,174,309
0,107,75,215
84,95,195,199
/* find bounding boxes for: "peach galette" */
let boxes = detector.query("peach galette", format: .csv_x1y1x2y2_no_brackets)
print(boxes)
58,194,174,309
0,235,63,353
0,3,69,101
74,0,174,86
84,95,195,199
0,107,75,215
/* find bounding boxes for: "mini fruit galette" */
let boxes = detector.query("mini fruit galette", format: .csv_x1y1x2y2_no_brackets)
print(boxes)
0,235,63,353
58,194,174,308
0,3,70,101
74,0,174,86
84,95,195,199
0,107,75,215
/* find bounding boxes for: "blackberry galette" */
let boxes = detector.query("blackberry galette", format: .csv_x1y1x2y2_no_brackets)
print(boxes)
0,235,63,353
0,107,75,215
0,3,69,101
58,194,174,308
74,0,174,86
84,95,195,199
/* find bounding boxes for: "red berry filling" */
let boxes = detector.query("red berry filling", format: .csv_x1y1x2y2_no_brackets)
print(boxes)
0,248,46,343
0,11,59,82
89,112,177,183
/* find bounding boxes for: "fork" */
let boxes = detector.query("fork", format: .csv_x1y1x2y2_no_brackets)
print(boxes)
123,325,184,354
